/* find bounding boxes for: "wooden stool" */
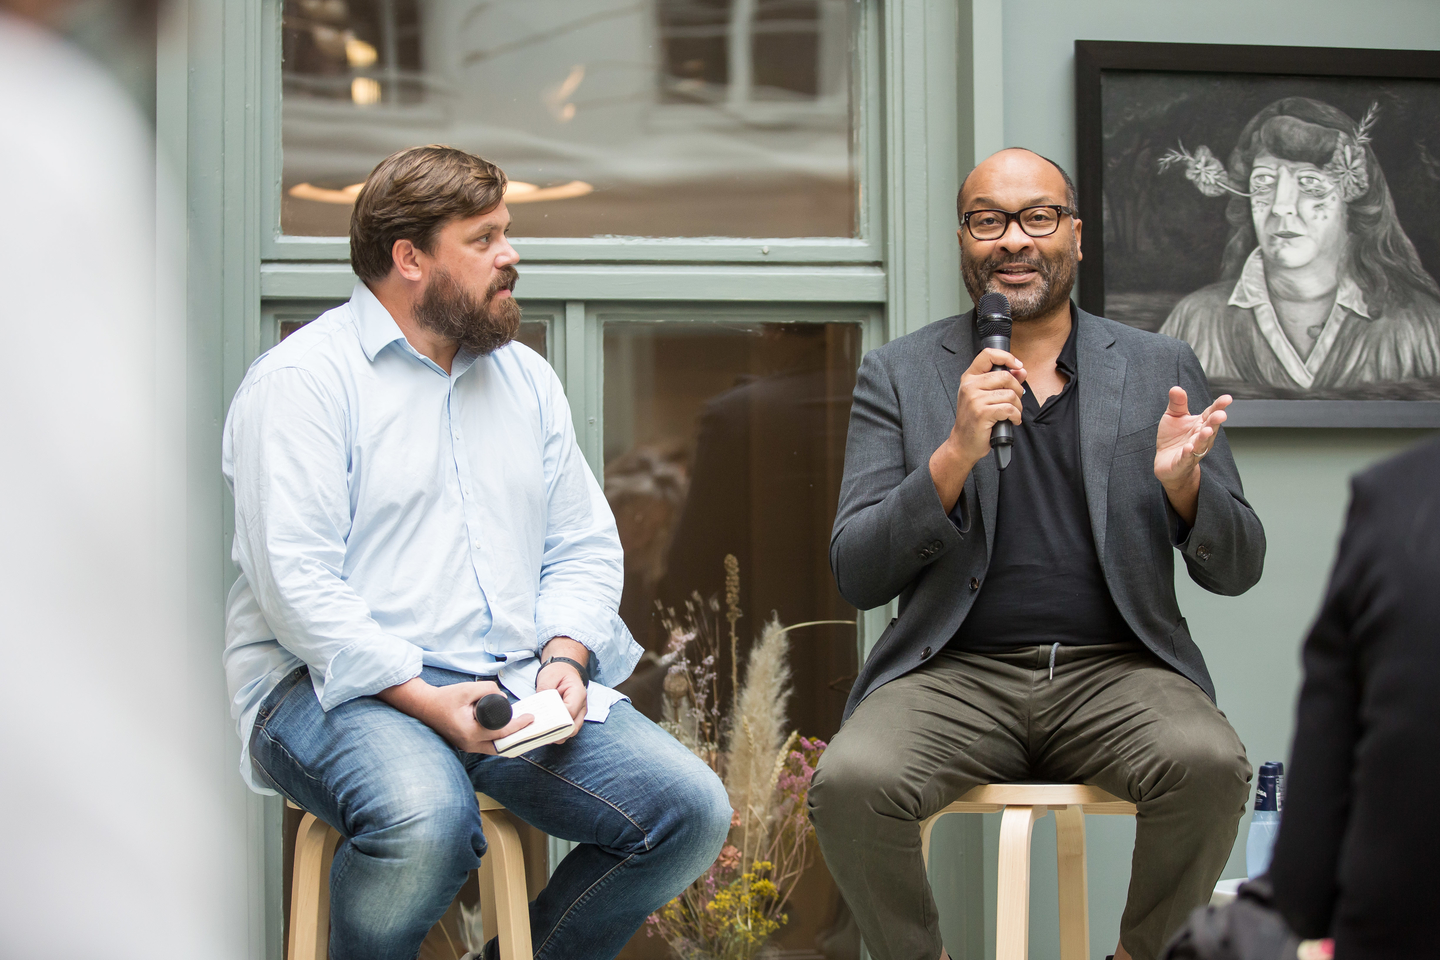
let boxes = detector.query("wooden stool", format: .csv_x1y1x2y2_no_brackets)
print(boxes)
920,784,1137,960
287,792,533,960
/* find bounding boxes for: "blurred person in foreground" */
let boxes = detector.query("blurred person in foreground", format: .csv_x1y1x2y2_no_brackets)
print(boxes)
1266,436,1440,957
809,148,1266,960
223,145,730,960
0,1,240,957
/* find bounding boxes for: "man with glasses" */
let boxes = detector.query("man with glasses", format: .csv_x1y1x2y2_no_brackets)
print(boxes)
809,148,1266,960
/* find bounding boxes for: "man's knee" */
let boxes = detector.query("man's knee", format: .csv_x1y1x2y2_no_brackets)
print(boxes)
809,733,917,834
650,761,731,874
347,779,486,869
1148,727,1251,813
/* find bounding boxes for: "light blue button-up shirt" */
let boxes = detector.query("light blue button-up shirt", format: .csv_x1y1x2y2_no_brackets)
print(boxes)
223,284,640,793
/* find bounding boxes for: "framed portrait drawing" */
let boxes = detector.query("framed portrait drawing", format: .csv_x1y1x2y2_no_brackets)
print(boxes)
1075,41,1440,426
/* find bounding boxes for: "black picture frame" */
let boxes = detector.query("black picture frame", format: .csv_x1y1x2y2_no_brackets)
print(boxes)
1075,40,1440,427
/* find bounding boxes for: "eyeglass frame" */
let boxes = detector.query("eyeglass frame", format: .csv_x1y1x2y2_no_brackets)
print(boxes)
960,204,1075,241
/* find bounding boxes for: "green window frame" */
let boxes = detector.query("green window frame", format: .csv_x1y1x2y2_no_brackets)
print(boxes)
257,0,887,272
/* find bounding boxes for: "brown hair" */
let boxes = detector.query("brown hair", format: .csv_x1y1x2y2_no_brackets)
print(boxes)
349,145,508,283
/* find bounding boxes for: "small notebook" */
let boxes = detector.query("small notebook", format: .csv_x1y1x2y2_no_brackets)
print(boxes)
493,688,576,758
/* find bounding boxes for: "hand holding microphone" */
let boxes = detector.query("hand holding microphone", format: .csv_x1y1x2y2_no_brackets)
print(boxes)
975,293,1017,470
474,693,513,729
928,293,1025,512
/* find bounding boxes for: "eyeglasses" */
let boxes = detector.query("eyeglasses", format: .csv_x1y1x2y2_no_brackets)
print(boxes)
961,205,1074,241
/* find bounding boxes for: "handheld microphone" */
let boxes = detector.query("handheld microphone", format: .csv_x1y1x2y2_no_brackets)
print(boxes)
474,693,513,730
975,292,1015,470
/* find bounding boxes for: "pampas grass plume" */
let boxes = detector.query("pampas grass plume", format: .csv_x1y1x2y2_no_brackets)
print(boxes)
725,614,792,854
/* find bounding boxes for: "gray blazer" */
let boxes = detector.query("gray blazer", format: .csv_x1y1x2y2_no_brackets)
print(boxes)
832,306,1266,721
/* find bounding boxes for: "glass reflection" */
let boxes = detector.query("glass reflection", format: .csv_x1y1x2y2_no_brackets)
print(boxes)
603,319,860,960
281,0,855,239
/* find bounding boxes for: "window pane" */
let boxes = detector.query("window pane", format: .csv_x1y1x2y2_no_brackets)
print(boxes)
603,318,861,960
280,0,856,239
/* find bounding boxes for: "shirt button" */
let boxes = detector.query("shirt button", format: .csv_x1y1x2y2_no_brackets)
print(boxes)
1196,544,1211,561
921,646,932,660
473,539,482,548
969,577,980,591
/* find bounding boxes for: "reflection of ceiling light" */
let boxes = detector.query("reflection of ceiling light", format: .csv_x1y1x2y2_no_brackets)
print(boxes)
287,180,595,206
351,76,381,106
288,182,364,204
504,180,594,203
346,36,378,69
545,65,585,122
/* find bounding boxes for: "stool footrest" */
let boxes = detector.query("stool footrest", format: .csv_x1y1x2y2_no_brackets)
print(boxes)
920,785,1138,960
286,793,532,960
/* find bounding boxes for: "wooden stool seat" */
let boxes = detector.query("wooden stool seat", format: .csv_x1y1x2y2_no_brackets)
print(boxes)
286,792,532,960
920,784,1137,960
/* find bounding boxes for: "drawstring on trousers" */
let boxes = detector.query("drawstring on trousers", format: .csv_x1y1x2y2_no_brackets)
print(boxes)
1048,642,1060,680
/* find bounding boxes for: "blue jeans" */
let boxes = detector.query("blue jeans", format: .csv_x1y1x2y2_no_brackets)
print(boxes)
251,666,730,960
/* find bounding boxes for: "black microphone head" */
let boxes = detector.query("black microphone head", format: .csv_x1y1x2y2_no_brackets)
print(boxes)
474,693,513,730
976,292,1012,340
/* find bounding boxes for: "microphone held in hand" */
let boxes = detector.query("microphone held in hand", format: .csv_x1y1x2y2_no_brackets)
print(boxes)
976,292,1015,470
474,693,513,730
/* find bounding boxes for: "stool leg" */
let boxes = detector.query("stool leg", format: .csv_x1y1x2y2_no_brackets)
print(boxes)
479,808,534,960
995,805,1043,960
1055,805,1090,960
289,814,341,960
920,812,946,869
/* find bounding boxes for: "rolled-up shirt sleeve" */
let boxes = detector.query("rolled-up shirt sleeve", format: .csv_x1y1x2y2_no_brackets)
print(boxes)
531,368,642,687
226,368,423,709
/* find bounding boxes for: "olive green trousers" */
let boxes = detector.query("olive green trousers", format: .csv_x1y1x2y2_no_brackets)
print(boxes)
808,642,1251,960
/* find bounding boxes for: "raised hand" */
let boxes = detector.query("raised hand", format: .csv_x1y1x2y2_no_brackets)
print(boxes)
1154,386,1232,525
928,347,1027,512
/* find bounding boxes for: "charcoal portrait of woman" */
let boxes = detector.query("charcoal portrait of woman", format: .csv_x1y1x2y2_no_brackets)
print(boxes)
1158,97,1440,397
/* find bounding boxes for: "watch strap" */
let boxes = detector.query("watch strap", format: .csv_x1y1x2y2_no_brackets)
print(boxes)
540,655,590,686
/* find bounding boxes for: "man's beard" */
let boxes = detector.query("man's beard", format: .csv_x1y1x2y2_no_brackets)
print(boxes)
961,243,1077,322
414,265,521,356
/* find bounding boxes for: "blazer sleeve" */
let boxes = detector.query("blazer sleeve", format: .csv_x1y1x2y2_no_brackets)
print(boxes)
1269,479,1368,938
829,350,968,610
1171,343,1266,594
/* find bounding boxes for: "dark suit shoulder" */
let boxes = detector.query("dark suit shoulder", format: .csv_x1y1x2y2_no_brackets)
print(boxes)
861,314,965,368
1351,435,1440,509
1078,308,1188,359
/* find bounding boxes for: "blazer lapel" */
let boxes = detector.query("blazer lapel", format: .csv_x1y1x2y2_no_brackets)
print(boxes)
938,311,998,556
1075,308,1126,560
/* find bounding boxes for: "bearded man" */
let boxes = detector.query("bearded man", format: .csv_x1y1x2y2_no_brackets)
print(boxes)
222,145,729,960
808,148,1266,960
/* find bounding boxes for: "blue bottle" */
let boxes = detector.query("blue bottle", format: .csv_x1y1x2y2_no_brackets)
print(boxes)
1245,761,1284,878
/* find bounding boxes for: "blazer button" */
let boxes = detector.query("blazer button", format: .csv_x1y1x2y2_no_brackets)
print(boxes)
921,646,932,659
1196,544,1211,562
969,577,980,591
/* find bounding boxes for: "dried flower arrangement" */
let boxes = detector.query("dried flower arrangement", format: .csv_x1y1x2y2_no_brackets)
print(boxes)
645,556,848,960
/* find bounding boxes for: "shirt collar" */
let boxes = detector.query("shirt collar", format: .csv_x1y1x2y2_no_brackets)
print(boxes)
1227,247,1371,319
1055,302,1080,378
350,282,409,362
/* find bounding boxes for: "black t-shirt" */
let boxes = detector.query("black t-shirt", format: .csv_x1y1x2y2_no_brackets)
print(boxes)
950,320,1139,651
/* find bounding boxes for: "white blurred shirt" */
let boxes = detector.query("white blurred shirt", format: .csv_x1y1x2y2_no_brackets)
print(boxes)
0,11,240,958
223,283,639,792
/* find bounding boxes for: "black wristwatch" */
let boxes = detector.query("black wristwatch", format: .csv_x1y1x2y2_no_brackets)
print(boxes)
540,655,590,686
